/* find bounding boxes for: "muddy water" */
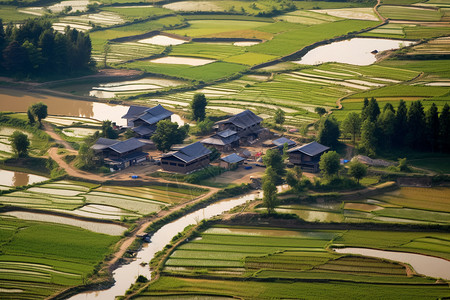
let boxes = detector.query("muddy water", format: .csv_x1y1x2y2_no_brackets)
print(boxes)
295,38,415,66
0,88,183,126
0,170,48,187
69,191,262,300
334,247,450,280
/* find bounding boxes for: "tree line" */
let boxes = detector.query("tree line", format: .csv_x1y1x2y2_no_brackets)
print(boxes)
0,18,94,78
318,98,450,156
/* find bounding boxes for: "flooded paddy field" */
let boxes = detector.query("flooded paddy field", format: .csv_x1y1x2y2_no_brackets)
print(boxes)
0,170,48,189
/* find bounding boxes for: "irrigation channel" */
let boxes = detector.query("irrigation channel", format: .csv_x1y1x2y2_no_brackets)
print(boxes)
69,190,266,299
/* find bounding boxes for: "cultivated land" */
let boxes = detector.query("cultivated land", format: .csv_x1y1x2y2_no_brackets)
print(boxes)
0,0,449,299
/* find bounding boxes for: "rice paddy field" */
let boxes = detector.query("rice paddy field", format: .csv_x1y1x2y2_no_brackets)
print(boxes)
0,217,119,299
0,180,206,219
138,224,450,299
0,126,49,159
275,186,450,225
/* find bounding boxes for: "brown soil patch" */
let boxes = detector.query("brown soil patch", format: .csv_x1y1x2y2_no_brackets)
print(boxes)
344,203,383,212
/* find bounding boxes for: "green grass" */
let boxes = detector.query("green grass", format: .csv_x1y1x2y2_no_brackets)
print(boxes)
295,1,375,9
122,61,247,82
409,157,450,173
0,5,33,22
379,59,450,78
169,42,246,60
378,5,443,21
223,52,278,65
169,19,271,37
0,218,118,299
404,25,450,39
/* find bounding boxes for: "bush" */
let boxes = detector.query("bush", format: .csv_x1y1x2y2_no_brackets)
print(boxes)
313,176,360,192
185,166,225,184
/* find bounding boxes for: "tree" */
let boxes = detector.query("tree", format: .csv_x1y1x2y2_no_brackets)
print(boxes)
27,109,35,125
101,120,118,139
440,103,450,153
9,131,30,157
75,143,98,170
286,166,304,193
394,100,408,148
3,41,28,75
361,97,369,121
378,109,396,149
426,103,439,152
262,149,285,184
151,120,189,152
315,107,327,116
29,102,47,124
191,93,207,121
359,119,377,157
348,161,367,184
317,116,340,148
383,103,395,113
124,128,136,139
262,166,278,214
406,100,425,150
103,42,111,68
196,117,214,135
274,108,285,125
209,147,220,161
319,151,340,179
341,112,361,145
366,97,380,122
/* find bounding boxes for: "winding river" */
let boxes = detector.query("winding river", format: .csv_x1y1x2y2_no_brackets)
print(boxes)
69,191,261,299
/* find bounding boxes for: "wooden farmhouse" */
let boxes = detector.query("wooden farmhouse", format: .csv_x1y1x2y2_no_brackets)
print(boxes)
271,137,296,151
160,142,211,174
287,141,330,172
201,129,240,152
122,104,173,138
215,110,263,143
219,153,245,170
91,137,148,170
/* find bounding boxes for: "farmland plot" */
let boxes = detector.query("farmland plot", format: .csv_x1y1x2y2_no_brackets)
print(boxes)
378,5,443,21
54,11,125,32
141,225,449,299
0,218,118,299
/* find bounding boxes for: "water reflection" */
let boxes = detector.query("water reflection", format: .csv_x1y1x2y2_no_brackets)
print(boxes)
0,169,48,187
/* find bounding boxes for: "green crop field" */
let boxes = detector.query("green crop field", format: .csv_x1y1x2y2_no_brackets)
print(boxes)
0,5,33,22
0,217,118,299
378,5,443,21
138,225,450,299
102,6,173,21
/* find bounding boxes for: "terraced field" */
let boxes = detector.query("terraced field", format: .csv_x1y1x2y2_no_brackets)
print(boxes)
139,225,450,299
0,181,206,219
0,217,118,299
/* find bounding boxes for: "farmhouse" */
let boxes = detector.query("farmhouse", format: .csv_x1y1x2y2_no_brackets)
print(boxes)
219,153,245,170
215,110,263,143
91,137,148,170
287,141,329,172
271,137,296,150
122,104,173,138
160,142,211,174
201,129,240,152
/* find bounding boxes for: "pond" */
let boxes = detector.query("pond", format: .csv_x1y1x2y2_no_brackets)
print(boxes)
149,56,216,66
0,88,184,126
2,211,126,236
138,35,187,46
334,247,450,280
0,170,48,188
294,38,415,66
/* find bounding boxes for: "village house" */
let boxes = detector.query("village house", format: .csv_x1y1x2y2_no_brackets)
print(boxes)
219,153,245,170
201,129,240,152
215,110,263,144
91,137,148,170
160,142,211,174
122,104,173,138
267,136,297,151
287,141,330,172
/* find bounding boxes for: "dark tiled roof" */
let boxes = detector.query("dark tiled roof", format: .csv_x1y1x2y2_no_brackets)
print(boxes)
108,138,145,154
216,110,262,129
137,104,173,125
288,141,330,157
273,137,296,147
91,138,117,151
217,129,237,138
220,153,244,164
162,142,211,163
122,105,149,119
132,125,154,136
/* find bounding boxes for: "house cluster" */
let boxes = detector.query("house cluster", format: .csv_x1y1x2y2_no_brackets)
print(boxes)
91,104,329,173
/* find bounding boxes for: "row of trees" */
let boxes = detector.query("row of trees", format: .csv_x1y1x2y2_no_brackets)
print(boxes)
0,18,94,77
318,98,450,156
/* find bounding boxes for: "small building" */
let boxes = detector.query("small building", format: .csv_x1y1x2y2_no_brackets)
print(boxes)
287,141,330,172
215,110,263,143
272,137,296,150
160,142,211,174
122,104,173,138
201,129,239,152
91,137,148,170
219,153,245,169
